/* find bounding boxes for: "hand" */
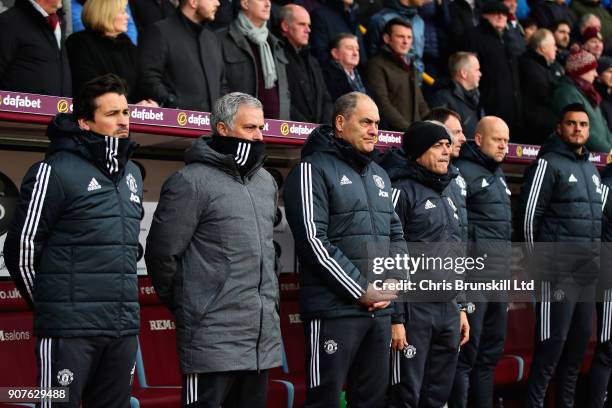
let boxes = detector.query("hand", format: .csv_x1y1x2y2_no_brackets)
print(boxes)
459,311,470,346
136,99,159,107
368,301,391,311
391,324,409,351
357,282,397,308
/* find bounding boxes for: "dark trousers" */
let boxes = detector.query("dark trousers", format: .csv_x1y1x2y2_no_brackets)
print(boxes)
388,302,461,408
303,315,391,408
588,295,612,408
450,302,507,408
525,286,594,408
181,370,269,408
35,335,137,408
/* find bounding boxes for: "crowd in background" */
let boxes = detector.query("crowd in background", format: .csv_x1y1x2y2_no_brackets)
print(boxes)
3,0,612,152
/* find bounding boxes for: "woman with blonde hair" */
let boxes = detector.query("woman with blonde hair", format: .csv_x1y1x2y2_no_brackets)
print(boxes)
66,0,156,106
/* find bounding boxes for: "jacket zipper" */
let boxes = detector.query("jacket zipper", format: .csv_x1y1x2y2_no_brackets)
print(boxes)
245,183,264,372
115,181,127,337
360,169,376,233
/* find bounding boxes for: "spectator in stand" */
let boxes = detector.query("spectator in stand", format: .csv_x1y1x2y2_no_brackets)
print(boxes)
582,25,605,59
448,0,481,53
217,0,291,119
138,0,227,111
72,0,139,44
464,0,523,139
366,18,429,131
66,0,157,105
529,0,576,30
366,0,425,77
552,19,571,65
518,28,562,144
310,0,367,66
429,52,484,138
553,45,612,152
572,0,612,40
595,56,612,132
503,0,528,58
321,33,368,100
418,0,451,79
130,0,176,34
521,17,538,42
146,92,281,408
0,0,71,96
279,4,332,123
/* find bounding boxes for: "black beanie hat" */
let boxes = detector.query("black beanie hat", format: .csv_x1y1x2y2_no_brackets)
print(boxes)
402,121,452,160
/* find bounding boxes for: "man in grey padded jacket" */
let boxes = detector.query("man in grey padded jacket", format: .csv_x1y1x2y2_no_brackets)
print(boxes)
145,92,281,408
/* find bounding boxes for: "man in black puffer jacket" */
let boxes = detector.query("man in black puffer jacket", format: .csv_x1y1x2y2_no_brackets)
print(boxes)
380,121,470,408
450,116,512,408
3,74,142,407
586,163,612,408
284,92,408,408
519,103,603,408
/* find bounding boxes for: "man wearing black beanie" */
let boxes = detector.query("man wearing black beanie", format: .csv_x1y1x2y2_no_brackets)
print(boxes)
379,121,470,408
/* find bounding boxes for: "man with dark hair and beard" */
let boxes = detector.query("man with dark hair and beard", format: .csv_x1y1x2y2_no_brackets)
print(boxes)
3,73,142,407
519,103,603,408
145,92,281,408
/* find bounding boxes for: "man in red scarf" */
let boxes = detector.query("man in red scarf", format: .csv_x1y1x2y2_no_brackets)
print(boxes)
552,44,612,152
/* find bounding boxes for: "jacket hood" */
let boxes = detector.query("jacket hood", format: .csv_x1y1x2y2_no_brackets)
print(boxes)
382,0,418,16
378,147,411,181
301,125,374,171
46,113,137,177
378,147,457,192
602,162,612,180
459,141,501,172
184,136,265,179
538,133,591,161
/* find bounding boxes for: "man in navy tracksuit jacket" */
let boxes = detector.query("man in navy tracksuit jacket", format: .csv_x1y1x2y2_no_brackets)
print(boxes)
3,74,142,407
587,163,612,408
283,92,408,408
520,103,603,408
380,121,470,408
450,116,512,408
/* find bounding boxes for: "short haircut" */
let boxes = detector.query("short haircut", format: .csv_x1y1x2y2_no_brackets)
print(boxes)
82,0,127,33
448,52,476,78
423,107,462,123
279,4,295,24
520,17,537,29
560,103,588,122
579,13,599,29
211,92,263,131
529,28,553,51
552,19,571,32
334,92,370,120
329,32,358,51
383,17,412,36
73,74,129,121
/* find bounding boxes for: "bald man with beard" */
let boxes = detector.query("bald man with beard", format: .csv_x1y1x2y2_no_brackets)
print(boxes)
450,117,512,408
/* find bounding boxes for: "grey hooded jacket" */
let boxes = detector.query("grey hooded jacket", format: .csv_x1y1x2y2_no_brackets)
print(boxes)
145,137,281,374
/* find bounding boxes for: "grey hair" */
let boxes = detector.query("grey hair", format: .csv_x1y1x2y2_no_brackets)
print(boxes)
333,91,372,120
211,92,263,131
279,4,296,24
579,13,600,29
448,51,477,78
529,28,553,51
